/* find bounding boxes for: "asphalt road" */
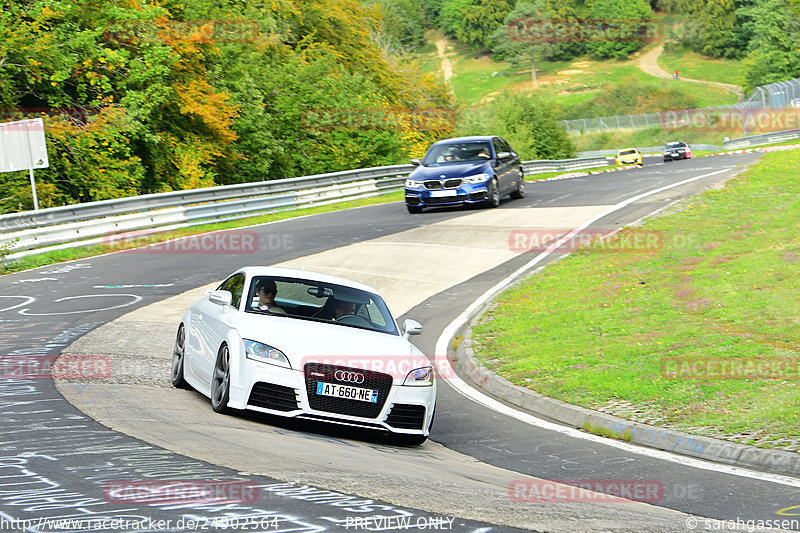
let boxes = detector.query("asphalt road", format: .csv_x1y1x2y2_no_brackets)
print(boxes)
2,154,798,532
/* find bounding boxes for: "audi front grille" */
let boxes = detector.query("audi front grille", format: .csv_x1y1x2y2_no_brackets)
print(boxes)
304,363,392,419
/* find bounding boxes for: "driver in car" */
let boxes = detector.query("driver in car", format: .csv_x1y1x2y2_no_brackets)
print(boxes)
255,279,286,314
333,300,356,320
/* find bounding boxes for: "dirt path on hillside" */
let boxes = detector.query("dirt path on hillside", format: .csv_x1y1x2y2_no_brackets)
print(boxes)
436,38,453,82
639,44,744,101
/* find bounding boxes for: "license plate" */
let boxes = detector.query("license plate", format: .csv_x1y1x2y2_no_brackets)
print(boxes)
316,382,378,403
430,190,457,197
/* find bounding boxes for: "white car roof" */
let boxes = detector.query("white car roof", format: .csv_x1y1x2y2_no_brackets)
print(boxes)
234,266,382,295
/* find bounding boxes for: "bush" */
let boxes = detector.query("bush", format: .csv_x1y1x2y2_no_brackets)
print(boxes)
457,92,575,159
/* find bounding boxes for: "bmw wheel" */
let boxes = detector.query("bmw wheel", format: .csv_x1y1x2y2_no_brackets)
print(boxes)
510,178,525,200
486,178,500,208
171,324,189,389
211,344,231,414
407,205,422,214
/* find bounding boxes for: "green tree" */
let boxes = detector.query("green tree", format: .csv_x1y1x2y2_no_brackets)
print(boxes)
441,0,514,49
0,0,454,212
490,1,581,84
584,0,653,59
741,0,800,91
457,92,575,159
679,0,755,58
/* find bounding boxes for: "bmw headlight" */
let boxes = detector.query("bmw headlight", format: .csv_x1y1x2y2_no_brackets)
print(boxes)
405,178,424,188
403,366,433,386
244,339,291,368
463,172,490,184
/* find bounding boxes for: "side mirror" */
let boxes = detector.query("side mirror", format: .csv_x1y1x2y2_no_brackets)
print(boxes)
496,151,512,160
209,290,233,306
401,319,423,338
411,158,421,166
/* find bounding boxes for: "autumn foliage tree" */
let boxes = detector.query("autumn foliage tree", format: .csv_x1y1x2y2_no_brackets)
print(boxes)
0,0,453,212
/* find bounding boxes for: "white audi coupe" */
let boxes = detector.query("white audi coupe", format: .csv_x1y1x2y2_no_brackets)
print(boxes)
171,266,436,444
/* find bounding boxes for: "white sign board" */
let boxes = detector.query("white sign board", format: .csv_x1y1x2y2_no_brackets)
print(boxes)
0,118,50,173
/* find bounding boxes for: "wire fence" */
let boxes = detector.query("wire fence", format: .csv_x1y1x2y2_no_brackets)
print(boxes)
560,77,800,134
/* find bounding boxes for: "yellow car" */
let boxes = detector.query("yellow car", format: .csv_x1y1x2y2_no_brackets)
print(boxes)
616,148,643,166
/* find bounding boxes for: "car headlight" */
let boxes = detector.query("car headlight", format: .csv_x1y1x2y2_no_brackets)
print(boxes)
463,172,490,184
403,366,433,386
405,179,424,188
244,339,291,368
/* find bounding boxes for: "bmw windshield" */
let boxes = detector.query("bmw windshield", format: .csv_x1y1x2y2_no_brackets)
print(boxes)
421,142,492,166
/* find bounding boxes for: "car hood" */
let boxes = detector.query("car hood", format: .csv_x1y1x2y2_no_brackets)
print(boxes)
234,314,428,372
409,161,491,180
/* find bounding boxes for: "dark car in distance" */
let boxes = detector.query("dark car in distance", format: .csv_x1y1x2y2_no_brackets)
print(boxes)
404,136,525,214
663,141,692,162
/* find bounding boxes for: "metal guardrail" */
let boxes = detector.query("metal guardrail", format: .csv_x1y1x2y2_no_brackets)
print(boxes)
0,156,612,260
0,164,413,233
560,77,800,134
522,155,611,174
578,145,723,157
722,128,800,149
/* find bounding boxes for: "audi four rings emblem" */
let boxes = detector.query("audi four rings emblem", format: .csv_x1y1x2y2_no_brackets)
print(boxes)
334,370,365,384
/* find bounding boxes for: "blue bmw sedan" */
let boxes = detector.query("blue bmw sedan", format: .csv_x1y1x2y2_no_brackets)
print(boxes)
404,136,525,214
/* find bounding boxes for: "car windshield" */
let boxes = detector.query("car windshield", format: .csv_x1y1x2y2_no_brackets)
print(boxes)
422,141,492,165
619,149,637,156
665,142,684,148
244,276,399,335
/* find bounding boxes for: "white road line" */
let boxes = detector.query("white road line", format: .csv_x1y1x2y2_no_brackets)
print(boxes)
435,167,800,488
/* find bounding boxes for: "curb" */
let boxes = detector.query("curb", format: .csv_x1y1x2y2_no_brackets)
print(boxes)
703,143,800,157
527,164,642,183
453,301,800,478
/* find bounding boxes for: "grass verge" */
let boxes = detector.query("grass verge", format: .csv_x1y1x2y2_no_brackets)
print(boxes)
657,46,744,87
472,149,800,450
0,191,404,276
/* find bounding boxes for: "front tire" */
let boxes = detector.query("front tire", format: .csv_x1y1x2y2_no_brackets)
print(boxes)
486,179,500,208
510,178,525,200
211,344,231,414
406,204,422,214
171,324,190,389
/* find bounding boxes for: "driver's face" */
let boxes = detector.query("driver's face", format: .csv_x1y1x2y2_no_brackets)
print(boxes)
335,301,356,317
